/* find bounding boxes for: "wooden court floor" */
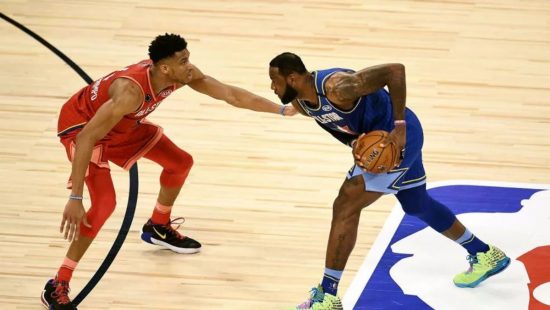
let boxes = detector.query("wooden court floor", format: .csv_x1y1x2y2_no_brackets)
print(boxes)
1,1,549,309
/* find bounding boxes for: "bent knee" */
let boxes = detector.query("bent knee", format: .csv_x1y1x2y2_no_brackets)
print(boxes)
80,199,117,238
96,196,117,218
178,151,194,171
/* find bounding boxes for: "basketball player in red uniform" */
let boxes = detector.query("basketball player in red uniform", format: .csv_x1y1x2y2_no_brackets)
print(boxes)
41,33,296,310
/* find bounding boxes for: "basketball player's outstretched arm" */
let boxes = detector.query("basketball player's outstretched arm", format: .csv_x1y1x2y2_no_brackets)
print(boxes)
61,79,143,242
187,66,297,116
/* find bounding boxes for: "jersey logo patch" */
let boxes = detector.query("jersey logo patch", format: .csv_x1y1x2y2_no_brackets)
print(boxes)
322,105,333,112
159,89,173,97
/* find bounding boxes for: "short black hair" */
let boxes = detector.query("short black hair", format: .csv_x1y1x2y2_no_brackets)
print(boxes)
148,33,188,63
269,52,307,76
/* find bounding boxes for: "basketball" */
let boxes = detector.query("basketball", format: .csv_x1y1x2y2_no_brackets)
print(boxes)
353,130,401,174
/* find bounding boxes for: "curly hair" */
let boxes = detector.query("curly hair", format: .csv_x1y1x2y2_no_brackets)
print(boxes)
148,33,188,63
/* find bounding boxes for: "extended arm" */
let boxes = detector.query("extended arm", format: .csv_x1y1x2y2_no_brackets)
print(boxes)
188,66,295,115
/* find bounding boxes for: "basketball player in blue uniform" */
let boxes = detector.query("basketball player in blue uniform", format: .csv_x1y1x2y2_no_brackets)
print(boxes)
268,53,511,310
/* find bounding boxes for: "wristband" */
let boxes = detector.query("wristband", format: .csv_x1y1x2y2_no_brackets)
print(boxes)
69,194,83,201
394,120,406,126
279,105,286,116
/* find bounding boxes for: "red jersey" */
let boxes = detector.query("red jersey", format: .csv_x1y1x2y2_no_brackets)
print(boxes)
57,60,177,140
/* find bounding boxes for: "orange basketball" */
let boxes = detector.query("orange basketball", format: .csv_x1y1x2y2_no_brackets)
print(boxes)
353,130,401,174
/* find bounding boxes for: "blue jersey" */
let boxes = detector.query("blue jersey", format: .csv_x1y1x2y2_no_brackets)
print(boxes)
299,67,427,193
296,68,394,140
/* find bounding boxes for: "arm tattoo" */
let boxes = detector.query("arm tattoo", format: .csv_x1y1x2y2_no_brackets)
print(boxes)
325,74,362,102
330,64,407,119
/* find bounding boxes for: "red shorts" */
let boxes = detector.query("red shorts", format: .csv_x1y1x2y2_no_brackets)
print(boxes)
60,120,163,187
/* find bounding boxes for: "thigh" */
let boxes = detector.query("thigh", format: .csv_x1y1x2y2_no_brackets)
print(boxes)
85,163,116,205
143,134,192,169
334,175,384,217
106,121,164,170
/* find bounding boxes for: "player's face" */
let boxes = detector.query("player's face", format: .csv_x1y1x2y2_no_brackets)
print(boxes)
269,67,298,104
168,49,193,84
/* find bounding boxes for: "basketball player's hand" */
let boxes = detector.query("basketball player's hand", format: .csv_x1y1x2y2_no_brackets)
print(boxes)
381,121,406,167
61,199,91,242
352,134,368,171
282,105,298,116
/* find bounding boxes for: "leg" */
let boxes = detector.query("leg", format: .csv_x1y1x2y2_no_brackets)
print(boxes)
327,175,383,270
395,184,510,288
43,164,115,309
395,184,489,254
143,134,193,221
441,219,466,240
140,134,201,253
67,165,117,261
316,175,382,301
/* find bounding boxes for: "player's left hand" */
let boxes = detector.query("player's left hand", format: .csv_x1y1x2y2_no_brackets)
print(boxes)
282,105,298,116
380,121,406,167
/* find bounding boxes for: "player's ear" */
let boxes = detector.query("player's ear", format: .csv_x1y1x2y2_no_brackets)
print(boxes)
286,73,296,86
159,63,170,74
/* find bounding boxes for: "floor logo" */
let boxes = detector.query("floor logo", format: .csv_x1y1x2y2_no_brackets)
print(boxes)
343,181,550,310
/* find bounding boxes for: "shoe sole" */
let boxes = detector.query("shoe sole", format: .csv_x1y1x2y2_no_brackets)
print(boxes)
40,289,50,309
454,256,511,288
140,229,201,254
151,238,201,254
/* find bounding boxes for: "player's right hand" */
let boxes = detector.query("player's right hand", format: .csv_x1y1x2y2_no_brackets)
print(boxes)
60,199,91,242
352,134,368,171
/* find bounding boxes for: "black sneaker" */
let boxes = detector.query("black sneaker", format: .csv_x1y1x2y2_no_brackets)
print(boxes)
140,217,201,254
40,279,77,310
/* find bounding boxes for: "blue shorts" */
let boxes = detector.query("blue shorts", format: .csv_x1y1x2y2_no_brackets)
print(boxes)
346,109,426,194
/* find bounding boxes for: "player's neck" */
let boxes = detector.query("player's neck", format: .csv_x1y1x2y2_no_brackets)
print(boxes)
149,66,174,94
297,73,320,107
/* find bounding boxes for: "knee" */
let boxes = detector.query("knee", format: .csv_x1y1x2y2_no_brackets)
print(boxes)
92,194,117,225
80,194,117,238
332,185,362,222
175,150,193,173
397,186,428,215
160,150,193,188
97,194,117,217
400,198,424,216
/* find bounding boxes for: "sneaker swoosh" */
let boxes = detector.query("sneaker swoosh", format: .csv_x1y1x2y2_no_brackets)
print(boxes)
153,227,167,239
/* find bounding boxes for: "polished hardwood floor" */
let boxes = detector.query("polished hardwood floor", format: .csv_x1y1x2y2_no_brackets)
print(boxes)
1,1,549,309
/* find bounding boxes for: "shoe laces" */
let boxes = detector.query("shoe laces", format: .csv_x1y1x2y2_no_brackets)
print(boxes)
466,254,478,273
296,286,325,309
164,217,187,239
51,280,71,305
480,247,504,265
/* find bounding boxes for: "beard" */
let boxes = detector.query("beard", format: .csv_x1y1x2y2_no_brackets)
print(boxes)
280,83,298,104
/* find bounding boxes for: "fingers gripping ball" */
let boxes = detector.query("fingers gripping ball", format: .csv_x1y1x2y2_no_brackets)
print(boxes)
353,130,401,174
